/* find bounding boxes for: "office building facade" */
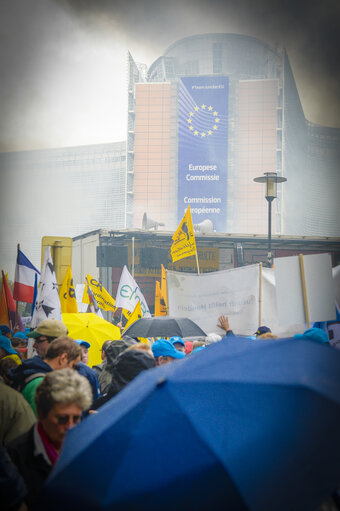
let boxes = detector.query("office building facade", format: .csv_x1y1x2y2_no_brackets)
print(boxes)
127,33,340,237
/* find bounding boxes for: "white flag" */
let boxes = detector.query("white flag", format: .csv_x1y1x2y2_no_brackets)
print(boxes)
31,246,62,327
115,265,151,317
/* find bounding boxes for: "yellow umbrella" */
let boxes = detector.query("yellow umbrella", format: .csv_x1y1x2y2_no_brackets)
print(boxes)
62,313,121,367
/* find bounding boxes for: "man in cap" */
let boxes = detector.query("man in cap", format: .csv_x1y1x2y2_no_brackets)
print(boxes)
255,326,272,337
74,339,90,366
169,336,186,353
9,336,82,415
151,339,185,366
27,319,68,359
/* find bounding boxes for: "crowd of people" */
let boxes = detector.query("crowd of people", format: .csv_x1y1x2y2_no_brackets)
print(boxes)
0,315,338,510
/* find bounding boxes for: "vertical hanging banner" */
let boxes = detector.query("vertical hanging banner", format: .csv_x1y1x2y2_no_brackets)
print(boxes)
177,75,229,231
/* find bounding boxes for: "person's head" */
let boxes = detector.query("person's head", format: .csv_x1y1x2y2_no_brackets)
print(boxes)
101,340,112,361
255,326,271,337
35,369,92,449
0,356,19,384
12,332,28,347
294,327,329,345
74,340,90,365
151,339,186,366
169,336,186,353
105,340,131,366
0,325,12,339
205,333,222,345
126,343,153,358
0,335,17,360
192,340,206,351
257,332,278,339
44,336,82,370
111,349,155,394
28,319,68,358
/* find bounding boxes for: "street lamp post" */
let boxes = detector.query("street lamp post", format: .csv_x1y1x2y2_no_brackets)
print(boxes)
253,172,287,267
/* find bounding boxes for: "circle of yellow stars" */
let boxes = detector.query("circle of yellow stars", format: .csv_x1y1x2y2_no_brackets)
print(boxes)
187,104,220,137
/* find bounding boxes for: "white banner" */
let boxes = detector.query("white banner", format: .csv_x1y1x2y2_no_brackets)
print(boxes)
261,267,305,337
115,266,151,317
168,265,260,335
274,253,336,325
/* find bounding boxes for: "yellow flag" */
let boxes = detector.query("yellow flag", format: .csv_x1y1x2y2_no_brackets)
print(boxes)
122,300,142,333
155,280,167,316
85,274,116,312
59,266,78,313
82,283,89,304
170,206,197,263
161,264,168,308
122,308,132,321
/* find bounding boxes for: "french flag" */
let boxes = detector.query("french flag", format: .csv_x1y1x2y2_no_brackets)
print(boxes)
13,249,40,303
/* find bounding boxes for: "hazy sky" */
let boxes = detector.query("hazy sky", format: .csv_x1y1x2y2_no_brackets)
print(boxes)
0,0,339,152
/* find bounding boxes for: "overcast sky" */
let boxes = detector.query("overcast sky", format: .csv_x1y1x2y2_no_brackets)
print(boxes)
0,0,339,152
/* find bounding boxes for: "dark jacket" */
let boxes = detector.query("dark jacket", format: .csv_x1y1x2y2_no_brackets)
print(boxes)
77,362,100,401
8,356,51,391
98,340,132,394
0,444,27,511
92,349,155,410
6,425,52,509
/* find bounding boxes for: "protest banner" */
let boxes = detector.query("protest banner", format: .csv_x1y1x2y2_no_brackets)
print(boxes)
167,264,260,335
274,253,336,326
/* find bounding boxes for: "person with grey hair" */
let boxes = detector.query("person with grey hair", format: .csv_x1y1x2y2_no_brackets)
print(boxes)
7,369,92,509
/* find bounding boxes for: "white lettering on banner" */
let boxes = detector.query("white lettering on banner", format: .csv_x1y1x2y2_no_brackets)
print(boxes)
188,207,221,214
184,197,221,204
188,164,217,172
191,85,225,90
186,174,220,181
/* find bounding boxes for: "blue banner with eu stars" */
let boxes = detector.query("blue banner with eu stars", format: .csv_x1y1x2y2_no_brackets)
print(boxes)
177,75,229,232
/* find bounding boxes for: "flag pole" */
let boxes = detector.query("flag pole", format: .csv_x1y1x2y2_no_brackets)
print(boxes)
258,262,262,327
15,243,20,329
299,254,310,329
131,237,135,278
195,251,200,275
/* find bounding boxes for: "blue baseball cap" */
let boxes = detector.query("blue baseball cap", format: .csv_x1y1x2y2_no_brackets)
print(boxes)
152,339,185,360
255,326,271,336
170,336,185,347
294,328,329,345
13,332,28,340
192,346,206,353
0,335,17,355
75,339,91,349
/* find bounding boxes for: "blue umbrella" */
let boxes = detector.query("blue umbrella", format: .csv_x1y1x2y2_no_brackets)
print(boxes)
40,337,340,511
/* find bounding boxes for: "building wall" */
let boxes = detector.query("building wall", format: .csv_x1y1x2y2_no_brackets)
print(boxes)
133,83,172,228
0,142,126,277
235,79,279,234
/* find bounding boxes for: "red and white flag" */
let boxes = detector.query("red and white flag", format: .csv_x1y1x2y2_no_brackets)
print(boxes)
13,248,40,303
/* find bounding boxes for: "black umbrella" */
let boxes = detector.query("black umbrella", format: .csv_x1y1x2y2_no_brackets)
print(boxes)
123,316,206,338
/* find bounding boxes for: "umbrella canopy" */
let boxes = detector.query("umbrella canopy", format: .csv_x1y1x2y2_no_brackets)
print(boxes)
62,313,121,366
123,316,206,338
39,337,340,511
